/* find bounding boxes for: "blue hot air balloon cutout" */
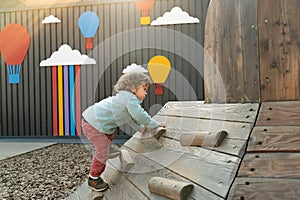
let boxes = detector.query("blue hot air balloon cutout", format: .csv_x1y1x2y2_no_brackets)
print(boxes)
78,11,100,49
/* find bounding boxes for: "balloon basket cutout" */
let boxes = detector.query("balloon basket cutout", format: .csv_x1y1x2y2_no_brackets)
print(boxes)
85,38,94,49
7,65,21,84
78,11,100,50
0,24,30,84
154,83,164,95
140,16,151,25
148,55,171,95
135,0,155,25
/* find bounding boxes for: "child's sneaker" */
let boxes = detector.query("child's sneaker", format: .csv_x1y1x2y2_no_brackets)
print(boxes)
88,177,109,192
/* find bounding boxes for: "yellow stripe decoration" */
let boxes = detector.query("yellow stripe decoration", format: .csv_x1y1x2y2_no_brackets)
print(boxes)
57,65,64,136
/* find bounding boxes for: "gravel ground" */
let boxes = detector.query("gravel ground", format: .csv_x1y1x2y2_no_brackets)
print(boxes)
0,143,93,200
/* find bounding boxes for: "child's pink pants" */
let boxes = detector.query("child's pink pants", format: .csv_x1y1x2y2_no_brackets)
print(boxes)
82,119,114,177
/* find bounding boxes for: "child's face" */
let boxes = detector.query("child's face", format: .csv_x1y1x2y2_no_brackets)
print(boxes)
132,84,149,101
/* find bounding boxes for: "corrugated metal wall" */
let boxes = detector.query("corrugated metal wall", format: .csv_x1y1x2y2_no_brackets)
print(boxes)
0,0,209,137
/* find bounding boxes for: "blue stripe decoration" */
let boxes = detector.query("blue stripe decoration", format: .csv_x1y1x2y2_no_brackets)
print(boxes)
69,65,76,136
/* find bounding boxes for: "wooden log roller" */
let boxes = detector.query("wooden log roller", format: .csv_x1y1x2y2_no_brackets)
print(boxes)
142,127,166,139
152,127,166,139
180,130,228,147
148,177,194,200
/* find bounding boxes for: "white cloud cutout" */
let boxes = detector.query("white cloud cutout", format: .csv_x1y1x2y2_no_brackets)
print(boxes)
40,44,96,66
122,63,148,73
42,15,61,24
151,6,200,26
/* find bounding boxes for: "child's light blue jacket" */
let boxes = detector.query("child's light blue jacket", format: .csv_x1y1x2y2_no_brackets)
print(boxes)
82,90,159,134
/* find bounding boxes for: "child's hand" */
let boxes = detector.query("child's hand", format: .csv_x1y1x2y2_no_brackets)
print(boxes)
140,127,147,136
159,122,166,128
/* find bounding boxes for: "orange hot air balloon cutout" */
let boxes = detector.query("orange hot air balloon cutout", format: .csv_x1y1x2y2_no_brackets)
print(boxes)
148,55,171,95
135,0,155,25
0,24,30,84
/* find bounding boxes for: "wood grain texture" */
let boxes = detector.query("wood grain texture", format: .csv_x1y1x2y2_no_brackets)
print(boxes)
248,126,300,152
158,101,259,123
204,0,259,103
228,178,300,200
238,153,300,178
106,146,222,200
153,115,254,140
258,0,300,101
125,161,222,200
157,128,247,157
256,101,300,126
124,136,240,198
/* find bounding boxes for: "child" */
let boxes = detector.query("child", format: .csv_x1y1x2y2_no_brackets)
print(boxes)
81,71,165,192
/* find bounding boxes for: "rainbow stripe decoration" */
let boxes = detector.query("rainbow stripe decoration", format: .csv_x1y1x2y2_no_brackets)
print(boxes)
51,65,81,136
40,44,96,136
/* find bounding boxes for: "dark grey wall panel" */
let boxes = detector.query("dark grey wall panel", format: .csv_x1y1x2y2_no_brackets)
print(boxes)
0,0,209,137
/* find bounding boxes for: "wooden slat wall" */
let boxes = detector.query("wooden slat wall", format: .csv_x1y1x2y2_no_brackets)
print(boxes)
228,101,300,199
258,0,300,101
204,0,259,103
0,0,208,137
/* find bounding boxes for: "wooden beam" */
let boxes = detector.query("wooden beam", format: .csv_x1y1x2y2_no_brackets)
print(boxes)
238,153,300,178
256,101,300,126
228,178,300,200
248,126,300,152
158,102,259,123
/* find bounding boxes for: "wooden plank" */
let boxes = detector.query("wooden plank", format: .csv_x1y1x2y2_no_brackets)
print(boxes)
153,115,254,140
248,126,300,152
256,101,300,126
228,178,300,200
142,130,245,158
258,0,300,101
127,170,221,200
124,136,240,198
27,10,35,136
103,166,149,200
39,9,47,136
158,101,259,123
22,10,30,136
107,145,223,200
33,10,41,135
204,0,259,103
238,153,300,178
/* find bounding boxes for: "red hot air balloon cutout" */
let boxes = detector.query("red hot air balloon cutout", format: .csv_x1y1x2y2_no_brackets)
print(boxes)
0,24,30,84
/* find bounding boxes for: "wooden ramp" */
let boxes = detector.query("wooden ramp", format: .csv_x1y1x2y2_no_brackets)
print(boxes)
102,101,259,200
228,101,300,199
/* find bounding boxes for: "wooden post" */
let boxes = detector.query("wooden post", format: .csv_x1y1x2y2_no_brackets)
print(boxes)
180,130,228,147
148,177,194,200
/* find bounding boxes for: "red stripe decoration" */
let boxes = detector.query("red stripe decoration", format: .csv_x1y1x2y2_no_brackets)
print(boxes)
52,67,58,136
75,65,81,136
